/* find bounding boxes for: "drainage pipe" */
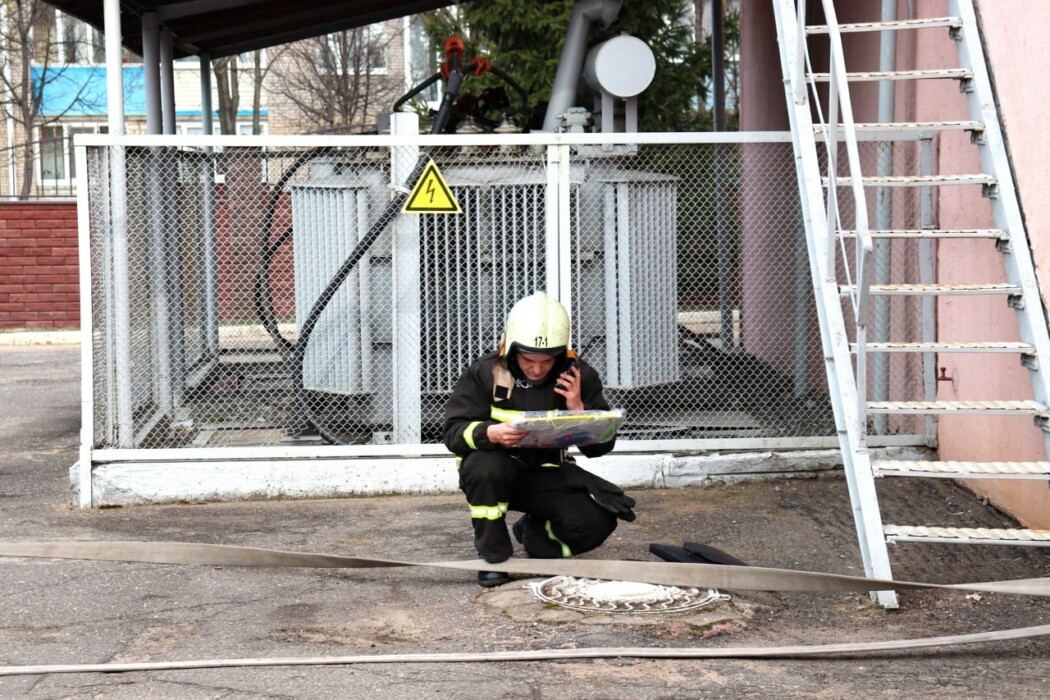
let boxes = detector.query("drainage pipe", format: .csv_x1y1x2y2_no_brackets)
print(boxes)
711,0,735,350
872,0,897,434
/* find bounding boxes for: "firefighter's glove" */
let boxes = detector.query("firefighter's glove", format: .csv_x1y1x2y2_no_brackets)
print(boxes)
561,462,636,522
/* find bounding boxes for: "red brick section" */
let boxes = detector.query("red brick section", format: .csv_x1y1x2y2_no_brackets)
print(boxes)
0,187,300,331
0,201,80,330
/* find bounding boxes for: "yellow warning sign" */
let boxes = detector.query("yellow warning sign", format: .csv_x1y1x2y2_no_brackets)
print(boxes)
403,161,461,214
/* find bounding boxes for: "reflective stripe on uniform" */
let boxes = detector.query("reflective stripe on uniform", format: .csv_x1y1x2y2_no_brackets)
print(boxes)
545,519,573,558
491,406,561,423
469,502,509,520
462,421,482,450
490,406,524,423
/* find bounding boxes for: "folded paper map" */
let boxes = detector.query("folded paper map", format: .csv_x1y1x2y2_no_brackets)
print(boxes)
509,409,623,449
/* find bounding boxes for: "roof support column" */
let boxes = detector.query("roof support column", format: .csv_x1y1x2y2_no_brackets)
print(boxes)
141,12,162,135
159,28,176,134
103,0,133,447
103,0,125,136
143,11,173,415
159,27,184,410
200,52,213,135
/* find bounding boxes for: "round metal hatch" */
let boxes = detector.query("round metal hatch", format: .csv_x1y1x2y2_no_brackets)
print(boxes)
529,576,730,614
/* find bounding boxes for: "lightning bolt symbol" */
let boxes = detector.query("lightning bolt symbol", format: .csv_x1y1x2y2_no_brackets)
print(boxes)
425,178,436,203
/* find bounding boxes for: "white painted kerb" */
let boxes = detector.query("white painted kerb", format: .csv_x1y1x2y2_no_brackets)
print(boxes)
71,447,930,507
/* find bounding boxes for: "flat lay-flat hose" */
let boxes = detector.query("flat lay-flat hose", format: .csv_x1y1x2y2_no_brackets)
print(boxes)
1,539,1050,677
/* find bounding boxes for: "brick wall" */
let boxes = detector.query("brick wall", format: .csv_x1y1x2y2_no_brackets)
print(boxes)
0,201,80,330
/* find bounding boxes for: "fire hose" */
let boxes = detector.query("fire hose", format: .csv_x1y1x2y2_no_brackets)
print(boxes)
1,540,1050,676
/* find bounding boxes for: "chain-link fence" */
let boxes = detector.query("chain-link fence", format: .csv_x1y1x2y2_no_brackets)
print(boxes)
83,134,928,452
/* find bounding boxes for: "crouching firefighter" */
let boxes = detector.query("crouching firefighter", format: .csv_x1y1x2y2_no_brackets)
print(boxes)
442,292,636,587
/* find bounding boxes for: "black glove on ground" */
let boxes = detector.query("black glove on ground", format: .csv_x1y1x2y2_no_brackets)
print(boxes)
560,462,636,522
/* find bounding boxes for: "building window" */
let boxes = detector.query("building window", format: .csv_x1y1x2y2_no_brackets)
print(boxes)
39,123,108,182
39,126,65,180
175,120,267,136
320,23,388,75
59,13,106,64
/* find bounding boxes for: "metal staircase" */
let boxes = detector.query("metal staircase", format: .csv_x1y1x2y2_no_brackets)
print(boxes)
772,0,1050,607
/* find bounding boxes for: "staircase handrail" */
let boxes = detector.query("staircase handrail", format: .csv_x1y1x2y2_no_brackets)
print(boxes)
811,0,875,438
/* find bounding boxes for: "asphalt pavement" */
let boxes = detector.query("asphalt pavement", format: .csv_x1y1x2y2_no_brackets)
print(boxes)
1,342,1050,699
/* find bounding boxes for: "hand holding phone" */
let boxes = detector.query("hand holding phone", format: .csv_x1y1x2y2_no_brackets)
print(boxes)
554,362,584,411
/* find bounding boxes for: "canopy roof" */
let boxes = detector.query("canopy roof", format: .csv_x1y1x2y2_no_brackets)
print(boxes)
45,0,460,60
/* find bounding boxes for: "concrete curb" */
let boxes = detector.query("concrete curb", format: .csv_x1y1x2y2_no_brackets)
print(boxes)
0,330,80,346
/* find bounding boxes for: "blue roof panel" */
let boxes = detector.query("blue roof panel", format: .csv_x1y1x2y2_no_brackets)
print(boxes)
34,66,146,117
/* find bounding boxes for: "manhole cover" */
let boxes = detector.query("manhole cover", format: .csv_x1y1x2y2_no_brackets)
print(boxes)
529,576,729,613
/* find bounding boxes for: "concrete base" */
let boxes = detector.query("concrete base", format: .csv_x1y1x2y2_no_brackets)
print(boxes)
70,447,931,508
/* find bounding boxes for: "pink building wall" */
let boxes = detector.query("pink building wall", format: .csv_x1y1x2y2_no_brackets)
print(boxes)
926,0,1050,527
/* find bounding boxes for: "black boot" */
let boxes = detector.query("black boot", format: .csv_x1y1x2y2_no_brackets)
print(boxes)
512,516,526,545
477,570,511,588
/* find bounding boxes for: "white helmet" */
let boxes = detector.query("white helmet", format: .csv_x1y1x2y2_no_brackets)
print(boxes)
501,292,570,357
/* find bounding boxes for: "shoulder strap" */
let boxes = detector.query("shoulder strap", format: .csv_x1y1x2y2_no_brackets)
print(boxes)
492,357,514,402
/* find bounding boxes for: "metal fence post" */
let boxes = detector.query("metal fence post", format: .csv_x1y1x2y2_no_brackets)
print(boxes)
392,113,422,446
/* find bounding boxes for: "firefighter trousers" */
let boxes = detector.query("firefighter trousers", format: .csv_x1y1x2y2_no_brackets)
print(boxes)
458,450,618,563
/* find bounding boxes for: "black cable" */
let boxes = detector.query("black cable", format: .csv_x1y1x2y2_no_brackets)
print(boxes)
251,54,520,443
291,64,466,445
253,149,319,355
392,72,442,114
489,66,530,124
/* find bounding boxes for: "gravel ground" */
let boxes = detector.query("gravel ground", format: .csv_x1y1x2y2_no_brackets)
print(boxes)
1,344,1049,699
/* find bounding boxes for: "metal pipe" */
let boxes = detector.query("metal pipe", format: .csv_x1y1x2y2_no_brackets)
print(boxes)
712,0,726,132
75,140,94,507
200,52,219,357
919,135,936,444
872,0,898,434
711,0,734,349
103,0,133,446
793,197,810,397
542,0,622,132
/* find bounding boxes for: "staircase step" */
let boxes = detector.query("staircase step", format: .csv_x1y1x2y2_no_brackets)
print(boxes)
884,525,1050,546
872,460,1050,479
840,229,1006,240
808,68,972,83
840,283,1022,296
818,120,982,135
867,400,1047,415
806,17,961,34
825,174,996,188
851,341,1033,353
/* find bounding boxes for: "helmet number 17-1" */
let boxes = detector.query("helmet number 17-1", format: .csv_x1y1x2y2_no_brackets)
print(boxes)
534,336,547,347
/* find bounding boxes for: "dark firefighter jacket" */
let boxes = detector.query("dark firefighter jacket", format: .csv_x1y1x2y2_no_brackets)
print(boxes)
442,350,617,466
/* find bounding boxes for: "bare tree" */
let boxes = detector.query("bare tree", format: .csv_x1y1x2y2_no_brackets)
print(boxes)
213,54,239,134
213,48,281,135
267,24,402,133
0,1,104,197
250,49,266,134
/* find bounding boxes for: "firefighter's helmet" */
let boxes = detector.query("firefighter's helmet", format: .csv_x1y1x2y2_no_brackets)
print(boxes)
501,292,570,357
